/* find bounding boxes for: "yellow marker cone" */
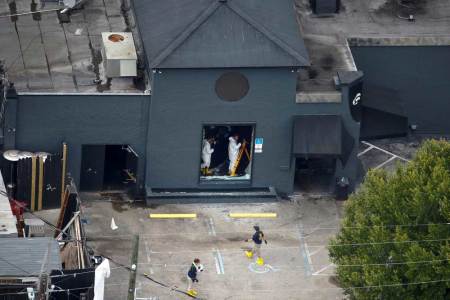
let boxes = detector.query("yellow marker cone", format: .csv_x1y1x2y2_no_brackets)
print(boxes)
245,250,253,258
187,289,197,296
256,257,264,266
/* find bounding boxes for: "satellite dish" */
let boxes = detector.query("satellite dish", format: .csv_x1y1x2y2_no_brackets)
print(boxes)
3,150,20,161
18,151,34,159
36,152,50,162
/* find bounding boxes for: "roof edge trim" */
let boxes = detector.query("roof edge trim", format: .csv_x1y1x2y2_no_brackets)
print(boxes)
227,1,310,66
150,1,221,68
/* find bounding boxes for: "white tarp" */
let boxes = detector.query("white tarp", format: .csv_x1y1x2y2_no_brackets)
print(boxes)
94,258,111,300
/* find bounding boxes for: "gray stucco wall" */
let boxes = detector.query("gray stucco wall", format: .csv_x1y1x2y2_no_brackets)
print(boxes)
351,46,450,134
147,68,360,194
6,94,149,190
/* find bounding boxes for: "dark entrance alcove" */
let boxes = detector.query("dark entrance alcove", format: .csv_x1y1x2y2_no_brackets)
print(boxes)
294,157,336,193
80,145,138,192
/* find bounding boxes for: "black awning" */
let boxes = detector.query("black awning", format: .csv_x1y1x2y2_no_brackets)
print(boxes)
293,115,354,165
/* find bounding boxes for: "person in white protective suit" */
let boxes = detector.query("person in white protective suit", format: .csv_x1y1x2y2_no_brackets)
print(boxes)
201,138,215,176
228,134,241,175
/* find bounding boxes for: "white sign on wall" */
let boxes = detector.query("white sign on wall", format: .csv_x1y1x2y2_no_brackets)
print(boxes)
255,138,263,153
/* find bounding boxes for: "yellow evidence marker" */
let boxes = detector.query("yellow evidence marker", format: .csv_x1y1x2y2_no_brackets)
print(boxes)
245,250,253,258
187,289,198,296
256,257,265,266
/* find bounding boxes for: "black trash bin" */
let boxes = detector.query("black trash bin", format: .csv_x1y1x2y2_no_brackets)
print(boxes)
335,177,349,200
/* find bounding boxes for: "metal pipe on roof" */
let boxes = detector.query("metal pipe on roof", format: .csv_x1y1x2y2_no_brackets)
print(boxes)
0,8,60,18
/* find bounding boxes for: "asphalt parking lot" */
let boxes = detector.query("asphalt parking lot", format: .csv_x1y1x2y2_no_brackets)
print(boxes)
30,137,437,299
81,193,344,300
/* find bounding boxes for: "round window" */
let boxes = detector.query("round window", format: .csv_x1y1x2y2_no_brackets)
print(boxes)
215,72,249,101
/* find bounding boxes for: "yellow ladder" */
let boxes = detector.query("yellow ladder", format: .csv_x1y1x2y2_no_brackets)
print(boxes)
230,140,251,176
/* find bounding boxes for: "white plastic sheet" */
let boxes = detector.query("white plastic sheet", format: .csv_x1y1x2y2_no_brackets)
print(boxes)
94,258,111,300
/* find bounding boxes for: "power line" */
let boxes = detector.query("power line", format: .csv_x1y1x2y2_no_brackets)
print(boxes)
79,222,450,239
0,8,61,19
49,266,123,278
46,282,126,293
140,276,450,295
0,257,34,276
117,238,449,255
0,291,28,296
140,258,450,269
8,191,447,236
195,279,450,293
43,257,450,280
0,277,447,297
7,194,449,295
327,237,450,247
18,208,448,249
10,189,448,240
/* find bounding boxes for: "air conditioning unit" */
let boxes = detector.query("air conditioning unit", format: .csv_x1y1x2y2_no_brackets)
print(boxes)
101,32,137,78
24,218,45,237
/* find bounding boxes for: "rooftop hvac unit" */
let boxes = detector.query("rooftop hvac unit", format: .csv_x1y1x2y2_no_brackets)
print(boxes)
24,218,45,237
101,32,137,78
310,0,340,15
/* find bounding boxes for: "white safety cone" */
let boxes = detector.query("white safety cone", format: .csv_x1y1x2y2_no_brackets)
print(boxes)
110,217,118,230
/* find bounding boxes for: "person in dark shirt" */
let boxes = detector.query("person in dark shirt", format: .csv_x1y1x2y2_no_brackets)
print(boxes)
245,225,267,265
187,258,203,296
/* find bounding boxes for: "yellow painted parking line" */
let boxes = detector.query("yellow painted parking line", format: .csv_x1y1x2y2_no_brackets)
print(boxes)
149,213,197,219
229,213,277,218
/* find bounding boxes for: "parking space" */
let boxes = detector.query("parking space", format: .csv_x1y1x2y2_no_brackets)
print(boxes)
357,138,424,172
81,195,344,299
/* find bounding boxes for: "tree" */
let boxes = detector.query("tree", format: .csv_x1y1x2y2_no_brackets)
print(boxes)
329,140,450,300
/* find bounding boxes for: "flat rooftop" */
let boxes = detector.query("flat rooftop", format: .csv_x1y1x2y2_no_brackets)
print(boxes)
0,237,61,276
0,0,147,94
296,0,450,95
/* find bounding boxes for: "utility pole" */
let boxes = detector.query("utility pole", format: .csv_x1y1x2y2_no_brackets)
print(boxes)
127,235,139,300
37,239,52,300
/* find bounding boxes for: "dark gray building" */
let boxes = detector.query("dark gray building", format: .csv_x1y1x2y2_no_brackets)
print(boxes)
350,45,450,138
135,0,361,200
0,0,362,201
15,0,444,202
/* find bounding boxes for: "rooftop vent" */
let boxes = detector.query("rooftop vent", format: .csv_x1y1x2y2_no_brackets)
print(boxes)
310,0,340,15
24,218,45,237
101,32,137,78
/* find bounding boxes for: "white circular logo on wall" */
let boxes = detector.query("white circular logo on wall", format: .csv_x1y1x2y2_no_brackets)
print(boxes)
352,92,361,106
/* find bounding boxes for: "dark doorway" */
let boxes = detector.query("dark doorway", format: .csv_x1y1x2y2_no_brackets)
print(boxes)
80,145,138,192
80,145,105,191
103,145,128,190
294,157,336,193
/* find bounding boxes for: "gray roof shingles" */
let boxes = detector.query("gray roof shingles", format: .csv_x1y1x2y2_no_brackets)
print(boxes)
133,0,310,68
0,238,62,277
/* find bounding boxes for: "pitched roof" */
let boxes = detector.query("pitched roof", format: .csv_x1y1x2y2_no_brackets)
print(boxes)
0,238,62,276
133,0,310,68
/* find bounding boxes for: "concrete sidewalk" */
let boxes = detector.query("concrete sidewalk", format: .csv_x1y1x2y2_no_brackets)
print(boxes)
81,193,344,299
